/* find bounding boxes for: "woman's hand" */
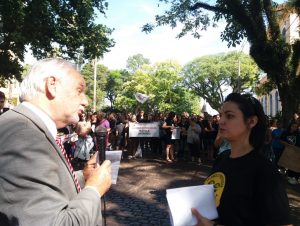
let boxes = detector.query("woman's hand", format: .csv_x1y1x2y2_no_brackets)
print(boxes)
191,208,215,226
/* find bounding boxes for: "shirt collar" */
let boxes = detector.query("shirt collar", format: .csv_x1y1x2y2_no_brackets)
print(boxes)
21,102,57,140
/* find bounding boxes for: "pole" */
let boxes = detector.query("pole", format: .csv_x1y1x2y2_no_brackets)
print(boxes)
93,57,97,112
238,58,241,93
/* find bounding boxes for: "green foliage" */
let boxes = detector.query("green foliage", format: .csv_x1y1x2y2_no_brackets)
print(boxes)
126,54,151,73
81,63,108,110
181,51,259,110
145,0,300,126
113,59,199,114
105,70,125,107
142,0,212,39
0,0,114,82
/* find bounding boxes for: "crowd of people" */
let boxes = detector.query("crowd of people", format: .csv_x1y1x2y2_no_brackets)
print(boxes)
56,108,222,166
61,106,300,185
0,58,297,226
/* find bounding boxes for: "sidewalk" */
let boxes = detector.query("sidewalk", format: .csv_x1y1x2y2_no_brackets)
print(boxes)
104,154,300,226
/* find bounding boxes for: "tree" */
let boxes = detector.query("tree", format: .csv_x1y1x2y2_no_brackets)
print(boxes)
81,63,108,111
126,54,151,73
182,52,259,110
105,70,124,108
0,0,114,84
114,68,153,112
114,59,199,113
149,60,194,113
143,0,300,125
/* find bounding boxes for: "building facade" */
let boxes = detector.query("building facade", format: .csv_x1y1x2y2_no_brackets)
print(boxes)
257,10,299,117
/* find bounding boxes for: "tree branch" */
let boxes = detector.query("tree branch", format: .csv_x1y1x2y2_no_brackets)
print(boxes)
263,0,281,41
190,2,229,14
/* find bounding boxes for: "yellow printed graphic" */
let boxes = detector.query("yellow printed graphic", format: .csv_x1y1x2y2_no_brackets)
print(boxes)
204,172,225,207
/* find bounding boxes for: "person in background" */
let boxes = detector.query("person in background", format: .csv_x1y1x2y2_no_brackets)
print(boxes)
260,117,276,163
96,111,111,149
162,111,177,162
271,120,285,168
152,112,165,156
0,91,9,115
0,58,112,226
281,121,300,185
178,112,189,160
202,114,216,161
73,112,94,167
108,112,117,150
213,130,231,157
127,114,140,159
192,93,291,226
115,113,125,151
90,111,98,133
186,117,202,163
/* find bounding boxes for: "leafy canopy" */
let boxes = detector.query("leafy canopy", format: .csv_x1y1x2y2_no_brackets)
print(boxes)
0,0,115,84
181,51,259,110
143,0,300,124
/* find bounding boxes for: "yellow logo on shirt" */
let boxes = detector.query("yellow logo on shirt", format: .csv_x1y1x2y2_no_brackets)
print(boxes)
204,172,225,207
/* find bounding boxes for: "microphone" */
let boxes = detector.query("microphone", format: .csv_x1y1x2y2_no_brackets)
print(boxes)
95,126,107,164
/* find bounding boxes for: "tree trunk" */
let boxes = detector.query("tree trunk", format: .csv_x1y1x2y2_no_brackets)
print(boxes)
278,85,295,128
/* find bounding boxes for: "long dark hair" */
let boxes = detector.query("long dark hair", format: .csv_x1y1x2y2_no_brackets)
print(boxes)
224,93,267,149
167,111,176,120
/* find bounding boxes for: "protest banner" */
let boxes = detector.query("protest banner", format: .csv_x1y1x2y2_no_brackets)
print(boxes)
129,122,159,138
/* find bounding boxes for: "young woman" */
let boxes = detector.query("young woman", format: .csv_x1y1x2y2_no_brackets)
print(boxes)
162,111,176,162
192,93,292,226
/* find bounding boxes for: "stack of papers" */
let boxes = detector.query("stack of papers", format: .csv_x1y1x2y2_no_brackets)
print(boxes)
105,150,122,184
166,184,218,226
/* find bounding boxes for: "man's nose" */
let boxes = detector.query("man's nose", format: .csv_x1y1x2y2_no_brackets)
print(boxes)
82,94,89,107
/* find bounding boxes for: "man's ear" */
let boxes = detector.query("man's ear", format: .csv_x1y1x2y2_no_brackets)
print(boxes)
247,116,258,129
45,76,57,99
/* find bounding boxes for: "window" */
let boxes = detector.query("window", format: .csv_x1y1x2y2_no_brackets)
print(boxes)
275,91,279,114
264,96,268,115
270,94,273,116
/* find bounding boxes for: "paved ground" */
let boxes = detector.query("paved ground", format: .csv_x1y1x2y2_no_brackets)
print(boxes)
103,154,300,226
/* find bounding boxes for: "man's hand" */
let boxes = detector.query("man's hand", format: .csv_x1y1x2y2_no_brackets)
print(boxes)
83,152,98,180
84,152,112,197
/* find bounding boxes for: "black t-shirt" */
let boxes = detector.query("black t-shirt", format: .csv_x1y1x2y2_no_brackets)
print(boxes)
164,118,174,135
205,150,291,226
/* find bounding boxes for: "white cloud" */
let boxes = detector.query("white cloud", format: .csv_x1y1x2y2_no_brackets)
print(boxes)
100,21,249,69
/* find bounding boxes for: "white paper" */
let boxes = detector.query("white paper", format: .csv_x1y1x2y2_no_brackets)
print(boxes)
166,184,218,226
105,150,122,184
171,127,180,139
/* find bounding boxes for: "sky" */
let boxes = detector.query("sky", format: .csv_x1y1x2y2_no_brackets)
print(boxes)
96,0,249,70
25,0,252,68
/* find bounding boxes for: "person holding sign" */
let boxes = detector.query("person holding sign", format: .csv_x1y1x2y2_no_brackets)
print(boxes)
192,93,292,226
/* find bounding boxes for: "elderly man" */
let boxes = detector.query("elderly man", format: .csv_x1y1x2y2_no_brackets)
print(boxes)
0,58,112,226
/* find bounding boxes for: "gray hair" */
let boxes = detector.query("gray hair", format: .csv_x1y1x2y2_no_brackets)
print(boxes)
19,58,76,102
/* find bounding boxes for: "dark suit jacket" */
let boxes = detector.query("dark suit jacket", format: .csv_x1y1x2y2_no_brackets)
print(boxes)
0,104,102,225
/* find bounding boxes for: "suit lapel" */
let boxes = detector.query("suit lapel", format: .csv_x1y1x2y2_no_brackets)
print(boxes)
12,105,77,186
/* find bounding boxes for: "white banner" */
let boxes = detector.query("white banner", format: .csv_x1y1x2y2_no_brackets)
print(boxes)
129,122,159,137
